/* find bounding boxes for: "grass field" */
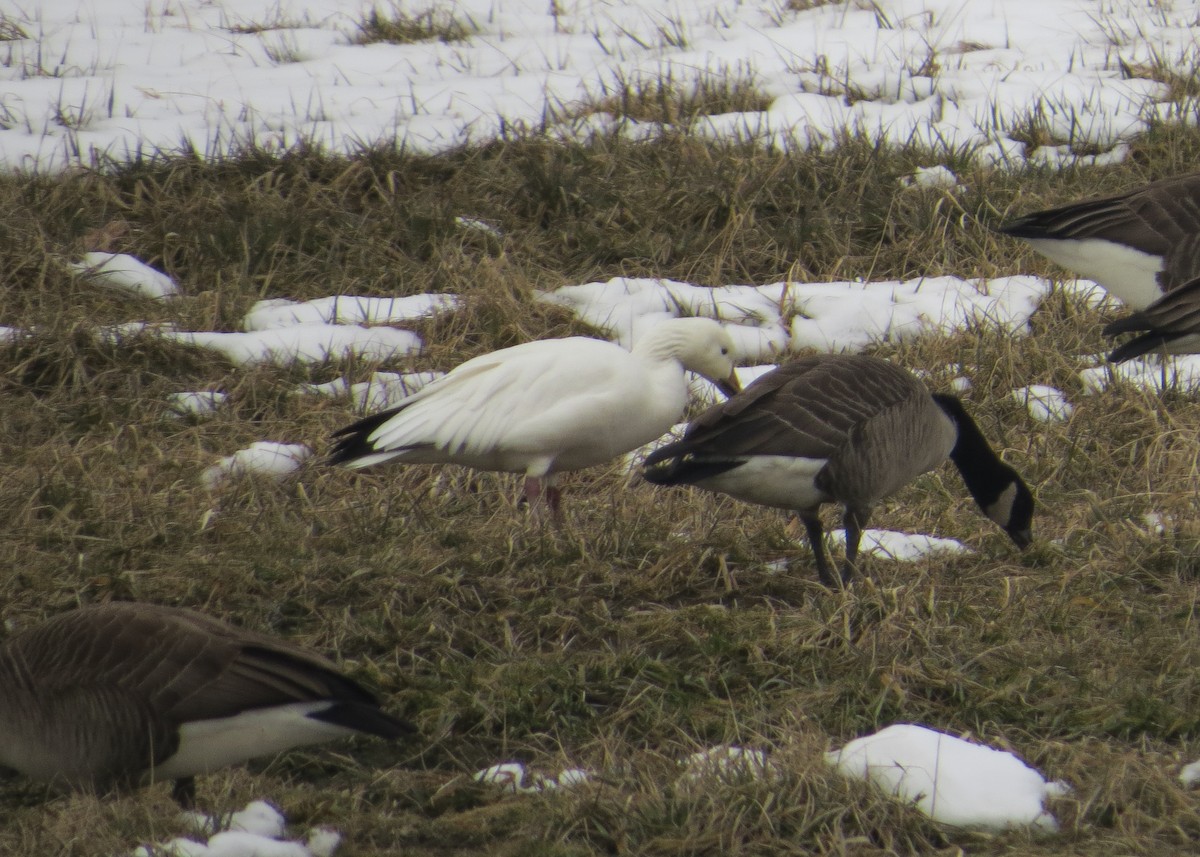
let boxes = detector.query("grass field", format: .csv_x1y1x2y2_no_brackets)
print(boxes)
5,102,1200,854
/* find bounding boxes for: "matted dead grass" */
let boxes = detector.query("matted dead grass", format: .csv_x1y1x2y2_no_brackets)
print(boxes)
5,119,1200,855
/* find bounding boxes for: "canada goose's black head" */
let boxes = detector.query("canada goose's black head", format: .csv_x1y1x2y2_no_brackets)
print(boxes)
932,393,1036,550
983,474,1035,549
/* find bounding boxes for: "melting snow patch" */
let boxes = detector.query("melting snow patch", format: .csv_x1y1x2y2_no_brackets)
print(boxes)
1140,512,1168,535
827,724,1066,833
689,363,779,404
242,295,459,330
297,371,444,411
136,801,341,857
159,325,422,367
540,277,790,356
680,745,775,783
827,529,970,561
455,216,503,237
541,275,1047,357
1180,760,1200,788
167,391,227,418
68,252,179,300
1012,385,1073,422
789,276,1047,352
228,801,287,837
899,166,959,190
1080,355,1200,394
1057,279,1117,310
473,762,592,793
202,442,311,488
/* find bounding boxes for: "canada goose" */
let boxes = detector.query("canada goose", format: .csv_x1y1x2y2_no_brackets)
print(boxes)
0,602,412,805
1103,275,1200,361
998,172,1200,310
329,317,740,517
642,355,1035,586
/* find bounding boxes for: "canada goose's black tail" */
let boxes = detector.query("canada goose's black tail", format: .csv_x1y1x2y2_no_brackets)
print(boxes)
1105,331,1184,363
309,700,416,739
1103,276,1200,362
642,455,744,486
994,196,1115,240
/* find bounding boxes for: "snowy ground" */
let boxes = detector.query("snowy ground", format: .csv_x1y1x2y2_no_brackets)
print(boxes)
3,0,1196,172
8,0,1200,847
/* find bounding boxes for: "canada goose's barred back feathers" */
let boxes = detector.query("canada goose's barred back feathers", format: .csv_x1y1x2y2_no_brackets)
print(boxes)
0,602,412,801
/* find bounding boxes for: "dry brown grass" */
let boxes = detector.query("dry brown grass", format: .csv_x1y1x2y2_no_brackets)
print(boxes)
5,118,1200,855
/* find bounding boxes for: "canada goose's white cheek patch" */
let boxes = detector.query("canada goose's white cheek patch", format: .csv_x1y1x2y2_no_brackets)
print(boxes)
984,483,1020,527
149,701,355,781
696,455,829,510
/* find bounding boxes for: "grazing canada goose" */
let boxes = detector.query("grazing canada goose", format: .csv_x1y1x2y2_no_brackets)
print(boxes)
0,602,412,805
329,317,740,517
642,355,1035,586
999,172,1200,310
1103,275,1200,361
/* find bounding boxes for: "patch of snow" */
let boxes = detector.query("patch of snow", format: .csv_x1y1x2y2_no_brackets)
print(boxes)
827,529,971,561
167,391,227,418
473,761,593,793
1056,279,1119,310
1079,355,1200,395
202,442,311,488
827,724,1066,833
455,217,503,237
229,801,287,838
689,363,780,404
142,801,340,857
789,276,1048,352
297,371,444,411
900,166,958,190
242,295,458,331
1012,385,1073,422
680,745,775,782
68,252,179,300
1140,512,1168,535
160,325,422,367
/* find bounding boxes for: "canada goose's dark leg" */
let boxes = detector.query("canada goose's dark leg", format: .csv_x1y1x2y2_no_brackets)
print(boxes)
171,776,197,809
840,507,869,584
799,512,839,587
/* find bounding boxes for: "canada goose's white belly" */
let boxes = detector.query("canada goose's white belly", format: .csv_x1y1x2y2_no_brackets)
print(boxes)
1025,237,1163,309
696,455,829,511
149,701,355,781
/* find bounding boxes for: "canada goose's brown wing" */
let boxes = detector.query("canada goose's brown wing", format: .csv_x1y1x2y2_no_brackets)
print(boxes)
647,355,928,465
1104,276,1200,361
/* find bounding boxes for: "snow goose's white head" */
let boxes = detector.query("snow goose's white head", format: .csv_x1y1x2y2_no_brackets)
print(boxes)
633,317,740,397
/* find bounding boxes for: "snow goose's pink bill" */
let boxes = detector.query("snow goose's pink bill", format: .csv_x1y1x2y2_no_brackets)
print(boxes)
328,317,739,518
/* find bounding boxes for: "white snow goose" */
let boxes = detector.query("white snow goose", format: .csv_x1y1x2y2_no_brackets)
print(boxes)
642,354,1035,586
0,602,412,805
329,316,740,517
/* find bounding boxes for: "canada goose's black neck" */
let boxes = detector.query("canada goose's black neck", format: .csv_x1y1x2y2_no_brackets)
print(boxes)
931,393,1019,503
